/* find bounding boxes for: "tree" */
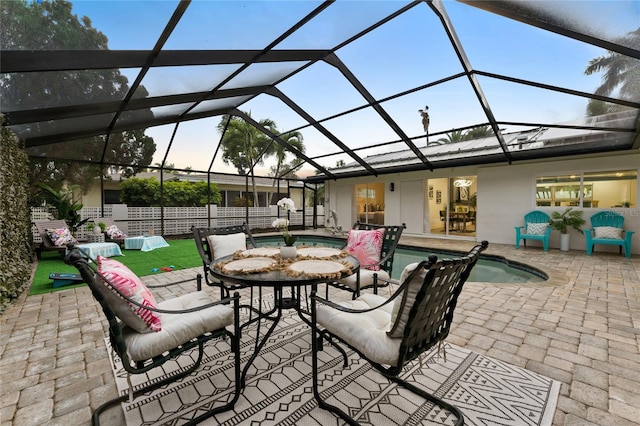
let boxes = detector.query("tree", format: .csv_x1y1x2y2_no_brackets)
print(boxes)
216,112,277,206
1,0,156,196
271,130,305,178
435,129,466,145
37,183,90,233
584,27,640,115
585,100,623,116
120,177,221,207
463,125,493,140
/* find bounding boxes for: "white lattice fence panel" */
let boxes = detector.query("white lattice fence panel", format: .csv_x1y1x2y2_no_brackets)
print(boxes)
216,207,250,228
32,205,327,242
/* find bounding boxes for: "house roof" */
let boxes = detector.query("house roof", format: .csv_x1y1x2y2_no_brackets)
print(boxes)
2,0,639,182
316,109,638,180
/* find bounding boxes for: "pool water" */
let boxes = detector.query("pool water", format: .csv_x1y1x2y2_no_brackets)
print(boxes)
255,235,546,284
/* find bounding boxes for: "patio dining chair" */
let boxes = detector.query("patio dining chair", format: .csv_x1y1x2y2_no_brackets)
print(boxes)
65,246,241,426
311,241,489,426
326,221,405,299
192,223,258,298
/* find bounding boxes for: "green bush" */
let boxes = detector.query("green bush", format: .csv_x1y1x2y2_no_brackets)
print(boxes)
120,177,221,207
0,115,32,313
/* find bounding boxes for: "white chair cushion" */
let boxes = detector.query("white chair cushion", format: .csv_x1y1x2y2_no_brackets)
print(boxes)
123,291,234,361
526,223,548,235
594,226,622,239
207,233,247,261
316,293,401,366
389,262,426,338
338,269,390,291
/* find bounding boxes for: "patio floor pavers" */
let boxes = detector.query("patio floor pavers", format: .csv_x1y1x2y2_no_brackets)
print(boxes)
1,233,639,426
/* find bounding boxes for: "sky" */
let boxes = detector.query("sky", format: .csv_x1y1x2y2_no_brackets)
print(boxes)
66,0,640,177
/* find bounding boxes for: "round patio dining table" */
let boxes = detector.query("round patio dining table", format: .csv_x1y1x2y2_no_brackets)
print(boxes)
209,247,359,387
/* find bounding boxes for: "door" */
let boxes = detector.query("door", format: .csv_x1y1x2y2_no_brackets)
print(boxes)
400,180,424,233
354,183,385,225
427,176,476,236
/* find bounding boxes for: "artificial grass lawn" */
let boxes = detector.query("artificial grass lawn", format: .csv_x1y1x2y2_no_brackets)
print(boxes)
30,238,202,295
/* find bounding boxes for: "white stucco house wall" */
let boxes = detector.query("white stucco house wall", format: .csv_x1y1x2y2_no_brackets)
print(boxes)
322,116,640,256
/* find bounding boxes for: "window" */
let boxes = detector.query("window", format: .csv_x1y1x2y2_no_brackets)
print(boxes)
536,170,637,208
356,188,375,198
104,190,122,204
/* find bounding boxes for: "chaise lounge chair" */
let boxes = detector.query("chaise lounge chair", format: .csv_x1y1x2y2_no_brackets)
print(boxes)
93,217,127,247
33,219,78,259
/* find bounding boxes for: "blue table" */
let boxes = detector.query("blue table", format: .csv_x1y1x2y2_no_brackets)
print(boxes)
124,235,170,252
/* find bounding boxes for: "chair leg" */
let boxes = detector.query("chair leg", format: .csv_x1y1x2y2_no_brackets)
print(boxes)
92,342,208,425
387,375,465,426
311,337,464,426
92,334,241,426
187,332,241,425
312,319,357,425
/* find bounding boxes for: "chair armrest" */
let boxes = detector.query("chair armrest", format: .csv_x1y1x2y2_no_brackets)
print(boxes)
375,275,399,287
66,248,231,314
146,275,201,290
311,290,399,314
109,279,239,315
312,272,410,315
360,249,396,270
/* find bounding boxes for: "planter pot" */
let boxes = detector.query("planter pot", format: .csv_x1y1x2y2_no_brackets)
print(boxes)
92,226,102,236
560,233,570,251
280,246,297,259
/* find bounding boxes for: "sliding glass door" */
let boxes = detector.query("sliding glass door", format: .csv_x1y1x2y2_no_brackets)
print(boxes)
354,183,385,225
427,176,476,236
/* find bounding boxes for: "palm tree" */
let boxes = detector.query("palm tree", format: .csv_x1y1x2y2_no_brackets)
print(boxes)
463,125,493,140
585,99,623,116
270,130,305,178
266,130,305,204
435,129,466,145
584,28,640,100
217,112,276,206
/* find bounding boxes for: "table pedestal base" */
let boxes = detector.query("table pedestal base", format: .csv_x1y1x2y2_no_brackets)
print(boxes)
281,297,297,309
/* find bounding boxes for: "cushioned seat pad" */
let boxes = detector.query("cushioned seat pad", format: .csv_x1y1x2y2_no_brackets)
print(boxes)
338,269,390,290
316,293,401,366
123,291,234,361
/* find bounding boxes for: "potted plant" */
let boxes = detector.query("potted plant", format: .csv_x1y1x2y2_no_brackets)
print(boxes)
87,222,99,235
549,207,586,251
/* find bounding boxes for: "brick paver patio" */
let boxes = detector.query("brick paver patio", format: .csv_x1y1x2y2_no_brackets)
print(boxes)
1,233,638,425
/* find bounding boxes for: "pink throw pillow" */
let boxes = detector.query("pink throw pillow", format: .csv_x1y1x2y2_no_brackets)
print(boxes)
97,256,162,333
105,224,127,239
346,228,384,271
46,228,78,247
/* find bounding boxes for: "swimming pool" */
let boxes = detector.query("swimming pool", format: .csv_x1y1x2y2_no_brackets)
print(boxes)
254,235,546,284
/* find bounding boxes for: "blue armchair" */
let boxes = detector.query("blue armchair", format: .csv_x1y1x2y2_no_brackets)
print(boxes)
584,211,634,258
515,210,552,252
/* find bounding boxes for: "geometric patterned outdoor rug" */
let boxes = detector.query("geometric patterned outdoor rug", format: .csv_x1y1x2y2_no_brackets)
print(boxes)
106,295,560,426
